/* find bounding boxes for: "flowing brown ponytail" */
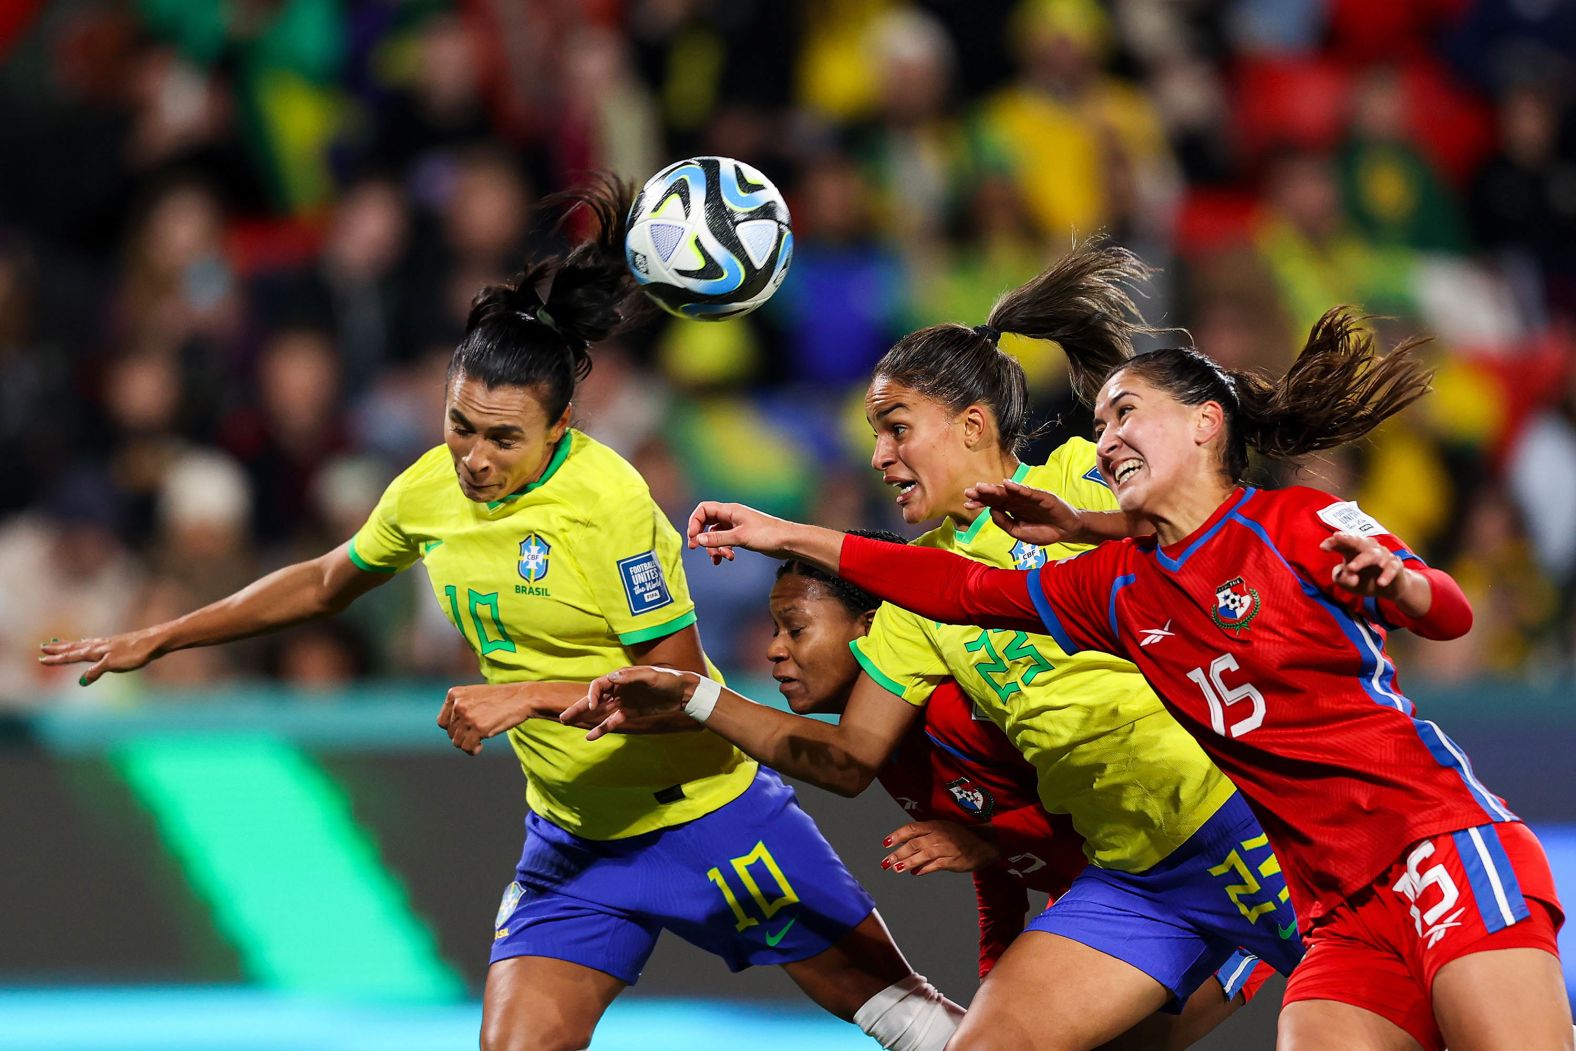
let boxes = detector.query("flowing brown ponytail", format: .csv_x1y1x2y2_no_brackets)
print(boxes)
1116,307,1434,481
985,236,1157,404
872,237,1156,454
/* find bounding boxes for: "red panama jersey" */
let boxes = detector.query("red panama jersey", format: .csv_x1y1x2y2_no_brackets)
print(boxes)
875,678,1086,975
841,486,1513,929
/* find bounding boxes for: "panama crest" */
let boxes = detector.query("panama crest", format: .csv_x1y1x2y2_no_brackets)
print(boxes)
1211,576,1260,633
518,534,551,583
1010,540,1047,570
946,777,996,820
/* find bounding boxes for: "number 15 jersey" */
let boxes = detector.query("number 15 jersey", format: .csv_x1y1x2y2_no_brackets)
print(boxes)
840,484,1517,928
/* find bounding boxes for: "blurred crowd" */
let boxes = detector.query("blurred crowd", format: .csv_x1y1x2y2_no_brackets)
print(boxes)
2,0,1574,705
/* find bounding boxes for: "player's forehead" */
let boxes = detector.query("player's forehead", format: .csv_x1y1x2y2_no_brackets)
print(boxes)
447,373,550,430
1094,370,1156,416
864,375,941,422
770,571,825,608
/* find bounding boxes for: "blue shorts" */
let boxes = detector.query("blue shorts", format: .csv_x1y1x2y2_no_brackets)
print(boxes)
490,769,877,984
1026,791,1305,1011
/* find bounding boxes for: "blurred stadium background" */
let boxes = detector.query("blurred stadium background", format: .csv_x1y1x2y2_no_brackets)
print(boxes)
1,1,1573,1048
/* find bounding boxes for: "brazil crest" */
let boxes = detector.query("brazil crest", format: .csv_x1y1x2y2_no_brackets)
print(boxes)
519,534,551,583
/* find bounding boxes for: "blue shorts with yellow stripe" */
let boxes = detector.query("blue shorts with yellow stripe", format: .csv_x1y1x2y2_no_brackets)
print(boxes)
1026,791,1305,1010
490,769,876,983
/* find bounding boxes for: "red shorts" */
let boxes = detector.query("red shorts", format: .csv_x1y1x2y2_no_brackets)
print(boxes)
1283,821,1563,1051
1238,958,1274,1004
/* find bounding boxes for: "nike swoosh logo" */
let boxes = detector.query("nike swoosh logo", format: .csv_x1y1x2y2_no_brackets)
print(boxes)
765,916,798,947
1277,921,1298,940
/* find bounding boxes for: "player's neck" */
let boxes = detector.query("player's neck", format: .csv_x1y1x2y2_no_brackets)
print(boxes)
944,452,1019,529
1146,479,1238,548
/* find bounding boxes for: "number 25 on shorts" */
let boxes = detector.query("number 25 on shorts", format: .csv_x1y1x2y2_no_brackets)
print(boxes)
706,841,801,933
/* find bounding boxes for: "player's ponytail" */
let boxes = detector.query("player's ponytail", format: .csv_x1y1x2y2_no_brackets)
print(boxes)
872,237,1154,454
449,173,645,418
1116,307,1434,482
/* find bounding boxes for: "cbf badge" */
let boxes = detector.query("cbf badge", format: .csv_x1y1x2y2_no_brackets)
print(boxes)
1211,576,1260,633
495,880,525,931
1010,540,1047,570
519,534,551,582
946,776,996,820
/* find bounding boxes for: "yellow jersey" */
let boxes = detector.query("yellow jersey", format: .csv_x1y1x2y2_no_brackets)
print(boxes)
851,438,1235,872
349,431,757,840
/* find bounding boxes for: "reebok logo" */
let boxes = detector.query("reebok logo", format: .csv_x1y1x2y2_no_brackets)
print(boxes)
1140,620,1174,647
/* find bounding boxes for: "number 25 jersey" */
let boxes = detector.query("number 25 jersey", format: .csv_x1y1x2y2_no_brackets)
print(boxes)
852,439,1236,874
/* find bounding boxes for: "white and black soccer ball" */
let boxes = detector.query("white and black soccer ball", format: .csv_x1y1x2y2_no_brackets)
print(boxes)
625,156,793,321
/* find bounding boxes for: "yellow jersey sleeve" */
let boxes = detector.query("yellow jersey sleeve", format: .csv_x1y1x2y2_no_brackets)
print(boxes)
851,602,951,706
1047,436,1120,516
575,486,697,646
346,458,425,573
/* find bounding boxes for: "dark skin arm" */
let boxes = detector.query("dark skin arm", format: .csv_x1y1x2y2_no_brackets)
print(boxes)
436,624,709,755
38,541,392,684
564,667,921,798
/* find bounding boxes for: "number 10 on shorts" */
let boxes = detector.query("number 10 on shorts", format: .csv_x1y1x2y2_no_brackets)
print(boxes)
706,841,801,932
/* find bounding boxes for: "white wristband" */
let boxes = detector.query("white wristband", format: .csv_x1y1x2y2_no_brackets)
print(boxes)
683,676,722,723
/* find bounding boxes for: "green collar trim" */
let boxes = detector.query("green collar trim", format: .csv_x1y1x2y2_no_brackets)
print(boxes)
487,431,575,510
954,460,1031,545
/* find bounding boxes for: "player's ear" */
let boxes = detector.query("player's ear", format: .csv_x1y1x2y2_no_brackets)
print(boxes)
961,404,991,450
550,402,573,442
1194,400,1227,449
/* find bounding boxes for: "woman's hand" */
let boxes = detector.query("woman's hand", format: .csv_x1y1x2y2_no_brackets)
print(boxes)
880,820,1002,875
964,480,1088,546
1321,532,1416,603
38,629,165,686
561,666,696,741
438,684,541,755
685,501,797,564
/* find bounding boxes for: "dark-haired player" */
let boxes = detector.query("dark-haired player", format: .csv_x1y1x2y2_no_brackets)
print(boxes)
42,179,962,1051
572,242,1303,1051
767,533,1273,1041
682,308,1570,1051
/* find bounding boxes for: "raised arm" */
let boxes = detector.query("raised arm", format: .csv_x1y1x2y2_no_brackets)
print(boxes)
39,540,393,685
687,501,1047,633
564,666,920,798
1320,532,1473,641
836,535,1045,634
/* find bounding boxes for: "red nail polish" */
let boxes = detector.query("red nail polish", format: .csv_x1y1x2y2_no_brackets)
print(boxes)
894,863,905,871
881,859,891,869
883,837,892,846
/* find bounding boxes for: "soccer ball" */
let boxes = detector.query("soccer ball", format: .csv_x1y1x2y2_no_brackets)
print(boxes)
625,156,793,321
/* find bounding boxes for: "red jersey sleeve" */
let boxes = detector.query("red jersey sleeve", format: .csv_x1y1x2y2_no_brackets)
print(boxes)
972,867,1030,980
838,534,1123,655
1022,547,1128,657
1276,488,1472,639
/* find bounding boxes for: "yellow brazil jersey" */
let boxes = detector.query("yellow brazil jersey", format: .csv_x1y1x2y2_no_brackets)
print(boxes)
851,438,1235,872
349,430,758,840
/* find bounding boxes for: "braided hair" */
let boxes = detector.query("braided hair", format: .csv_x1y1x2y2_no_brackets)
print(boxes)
776,529,908,615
